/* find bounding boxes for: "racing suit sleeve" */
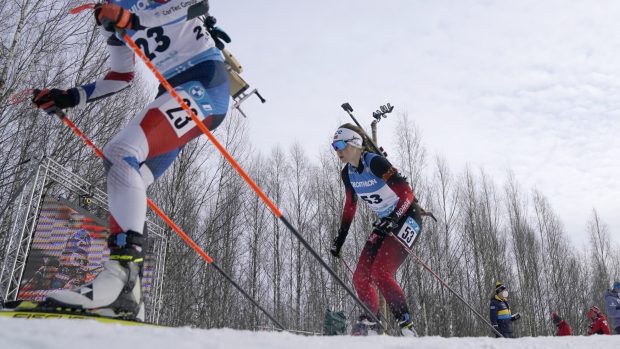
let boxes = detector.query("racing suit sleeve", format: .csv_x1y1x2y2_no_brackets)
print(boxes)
334,167,358,245
72,28,135,106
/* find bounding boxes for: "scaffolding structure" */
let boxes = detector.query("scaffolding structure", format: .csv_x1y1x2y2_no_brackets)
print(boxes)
0,157,167,324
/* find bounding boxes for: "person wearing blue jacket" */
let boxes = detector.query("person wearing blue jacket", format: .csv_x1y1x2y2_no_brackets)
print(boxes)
605,281,620,334
489,281,521,338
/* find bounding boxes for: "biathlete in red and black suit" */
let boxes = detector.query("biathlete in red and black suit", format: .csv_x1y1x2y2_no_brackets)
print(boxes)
329,123,422,336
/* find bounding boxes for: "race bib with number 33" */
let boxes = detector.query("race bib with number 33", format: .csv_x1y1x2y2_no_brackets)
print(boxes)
397,216,421,248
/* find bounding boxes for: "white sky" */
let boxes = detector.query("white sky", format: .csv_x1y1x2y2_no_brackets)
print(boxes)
207,0,620,247
2,317,619,349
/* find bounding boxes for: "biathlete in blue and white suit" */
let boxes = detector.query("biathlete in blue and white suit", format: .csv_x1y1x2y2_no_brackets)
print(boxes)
329,123,422,336
31,0,229,320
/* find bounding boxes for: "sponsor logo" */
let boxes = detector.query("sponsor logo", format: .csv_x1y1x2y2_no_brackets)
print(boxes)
351,179,377,188
189,86,205,98
129,0,200,18
395,198,411,217
128,0,153,12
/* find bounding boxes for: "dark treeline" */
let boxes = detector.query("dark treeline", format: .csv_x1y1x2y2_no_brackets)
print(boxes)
1,0,618,337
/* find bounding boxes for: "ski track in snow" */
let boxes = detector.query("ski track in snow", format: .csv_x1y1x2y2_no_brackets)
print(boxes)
1,318,619,349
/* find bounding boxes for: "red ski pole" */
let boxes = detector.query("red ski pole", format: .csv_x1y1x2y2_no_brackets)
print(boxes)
47,108,284,329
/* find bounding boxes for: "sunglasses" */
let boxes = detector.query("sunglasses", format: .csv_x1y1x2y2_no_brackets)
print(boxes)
332,137,360,151
331,140,347,151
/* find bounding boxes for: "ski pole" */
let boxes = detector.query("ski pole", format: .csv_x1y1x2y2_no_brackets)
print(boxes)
34,106,285,330
88,15,384,327
341,259,355,276
393,236,504,338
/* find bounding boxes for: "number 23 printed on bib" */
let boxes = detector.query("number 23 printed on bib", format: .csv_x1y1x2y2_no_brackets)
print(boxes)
160,91,211,138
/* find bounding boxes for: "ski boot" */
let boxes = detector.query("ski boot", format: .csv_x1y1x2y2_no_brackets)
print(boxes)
46,230,145,321
398,313,418,337
351,314,384,336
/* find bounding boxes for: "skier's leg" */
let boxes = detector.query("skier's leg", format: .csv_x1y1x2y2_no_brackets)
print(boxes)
370,236,409,318
47,61,229,319
370,235,417,335
45,120,150,318
352,232,385,316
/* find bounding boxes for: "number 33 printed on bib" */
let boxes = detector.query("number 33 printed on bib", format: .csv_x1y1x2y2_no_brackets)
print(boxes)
397,216,421,248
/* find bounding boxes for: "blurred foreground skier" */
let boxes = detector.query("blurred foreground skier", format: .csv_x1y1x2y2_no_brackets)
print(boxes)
31,0,230,321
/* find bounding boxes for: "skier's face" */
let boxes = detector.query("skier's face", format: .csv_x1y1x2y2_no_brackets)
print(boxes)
500,290,508,299
335,143,361,165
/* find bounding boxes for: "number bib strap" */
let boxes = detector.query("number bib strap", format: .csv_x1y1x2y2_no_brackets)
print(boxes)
396,216,421,248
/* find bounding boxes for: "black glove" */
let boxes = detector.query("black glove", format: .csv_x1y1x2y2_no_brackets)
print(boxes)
511,313,521,321
330,234,346,258
32,88,79,115
204,16,231,50
373,215,399,236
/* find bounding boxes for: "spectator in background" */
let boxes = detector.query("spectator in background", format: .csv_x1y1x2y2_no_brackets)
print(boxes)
551,311,573,336
604,281,620,335
489,281,521,338
586,306,610,335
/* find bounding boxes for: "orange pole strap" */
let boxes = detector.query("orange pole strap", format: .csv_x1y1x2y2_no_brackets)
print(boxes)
57,111,214,264
123,34,283,219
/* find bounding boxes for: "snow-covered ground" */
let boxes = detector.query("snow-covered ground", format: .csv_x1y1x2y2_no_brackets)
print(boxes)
1,318,619,349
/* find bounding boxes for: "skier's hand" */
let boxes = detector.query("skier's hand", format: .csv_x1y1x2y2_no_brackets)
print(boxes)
204,16,231,50
330,235,345,258
32,88,79,115
511,313,521,321
373,215,399,236
94,3,138,31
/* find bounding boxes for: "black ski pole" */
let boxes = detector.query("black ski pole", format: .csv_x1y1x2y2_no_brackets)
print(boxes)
394,237,505,338
279,218,385,327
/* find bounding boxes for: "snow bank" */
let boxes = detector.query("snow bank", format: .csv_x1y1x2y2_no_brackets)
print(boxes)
1,317,618,349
